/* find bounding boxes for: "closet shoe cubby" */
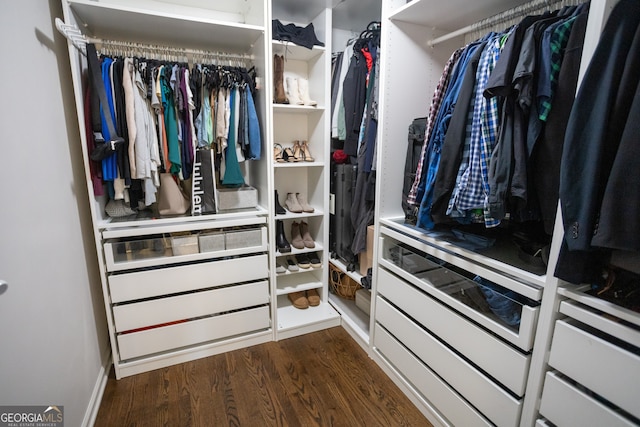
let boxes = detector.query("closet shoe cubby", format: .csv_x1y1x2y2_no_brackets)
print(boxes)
269,4,339,339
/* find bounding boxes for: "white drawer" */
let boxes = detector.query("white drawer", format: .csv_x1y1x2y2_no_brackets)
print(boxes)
113,281,269,332
109,254,268,303
539,371,637,427
377,268,530,396
548,319,640,419
374,324,492,427
117,305,270,360
375,297,522,427
104,226,268,272
378,258,539,351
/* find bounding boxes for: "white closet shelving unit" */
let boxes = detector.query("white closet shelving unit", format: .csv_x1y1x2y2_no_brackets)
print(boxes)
371,0,639,426
269,0,341,340
59,0,640,424
60,0,273,379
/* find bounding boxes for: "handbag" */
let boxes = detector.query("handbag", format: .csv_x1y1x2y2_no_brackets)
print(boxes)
191,148,218,215
158,173,191,216
86,43,124,161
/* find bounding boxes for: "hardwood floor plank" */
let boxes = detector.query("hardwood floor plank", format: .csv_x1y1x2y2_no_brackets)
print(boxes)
95,327,432,427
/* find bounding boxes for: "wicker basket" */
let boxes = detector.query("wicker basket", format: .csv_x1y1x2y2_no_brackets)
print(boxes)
329,263,362,300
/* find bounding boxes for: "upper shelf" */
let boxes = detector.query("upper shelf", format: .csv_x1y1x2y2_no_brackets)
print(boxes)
389,0,533,31
272,40,325,61
67,0,265,52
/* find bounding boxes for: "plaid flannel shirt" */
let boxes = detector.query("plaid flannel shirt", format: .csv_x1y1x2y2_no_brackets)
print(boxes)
448,35,502,227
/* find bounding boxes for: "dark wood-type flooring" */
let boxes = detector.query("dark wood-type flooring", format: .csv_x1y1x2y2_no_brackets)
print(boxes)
95,326,432,426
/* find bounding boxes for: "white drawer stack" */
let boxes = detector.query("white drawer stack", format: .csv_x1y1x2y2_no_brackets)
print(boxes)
538,289,640,427
373,225,543,427
102,219,271,377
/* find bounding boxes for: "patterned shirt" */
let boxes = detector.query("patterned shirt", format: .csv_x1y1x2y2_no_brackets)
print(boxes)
539,16,577,121
407,48,463,206
448,34,503,227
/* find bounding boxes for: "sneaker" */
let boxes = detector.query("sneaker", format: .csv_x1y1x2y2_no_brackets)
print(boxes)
296,253,311,269
308,252,322,268
275,260,287,274
286,257,299,272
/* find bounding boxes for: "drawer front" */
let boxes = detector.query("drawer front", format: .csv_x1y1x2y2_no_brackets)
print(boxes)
377,268,530,396
539,371,637,427
374,324,492,427
117,305,270,360
549,319,640,419
376,297,522,427
378,255,539,351
109,254,268,303
113,281,269,332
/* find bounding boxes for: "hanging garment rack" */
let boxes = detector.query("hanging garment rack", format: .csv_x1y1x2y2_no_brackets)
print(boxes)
427,0,579,47
55,18,254,65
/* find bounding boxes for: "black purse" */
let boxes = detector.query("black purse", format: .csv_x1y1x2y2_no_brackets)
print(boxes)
86,43,124,161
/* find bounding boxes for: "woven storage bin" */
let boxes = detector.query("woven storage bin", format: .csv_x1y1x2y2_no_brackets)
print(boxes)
329,263,362,300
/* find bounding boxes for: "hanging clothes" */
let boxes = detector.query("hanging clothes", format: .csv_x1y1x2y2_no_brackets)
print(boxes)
85,49,263,214
556,0,640,283
408,2,590,236
221,86,245,187
415,39,486,229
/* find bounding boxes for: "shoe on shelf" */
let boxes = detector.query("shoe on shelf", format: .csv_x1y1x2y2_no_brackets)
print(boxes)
286,256,299,272
296,192,314,213
300,221,315,248
285,192,303,213
288,291,308,309
300,140,314,162
295,253,311,269
274,143,285,163
298,78,317,107
290,221,305,250
291,140,304,162
282,145,296,162
273,54,288,104
275,190,286,215
306,288,320,306
276,220,291,253
286,76,303,105
275,260,287,274
309,252,322,268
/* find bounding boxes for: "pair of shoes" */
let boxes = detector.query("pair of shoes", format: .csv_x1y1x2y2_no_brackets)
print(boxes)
273,54,288,104
285,77,317,106
276,220,291,253
287,288,321,309
291,221,315,249
285,192,314,213
275,190,286,215
280,141,314,162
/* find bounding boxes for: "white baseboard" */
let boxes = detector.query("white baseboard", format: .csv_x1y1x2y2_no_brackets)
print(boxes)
82,349,112,427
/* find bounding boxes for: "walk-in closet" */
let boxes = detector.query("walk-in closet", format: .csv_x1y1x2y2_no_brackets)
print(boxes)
1,0,639,425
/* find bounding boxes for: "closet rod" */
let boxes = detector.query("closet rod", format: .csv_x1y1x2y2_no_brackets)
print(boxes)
55,18,254,62
427,0,564,47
